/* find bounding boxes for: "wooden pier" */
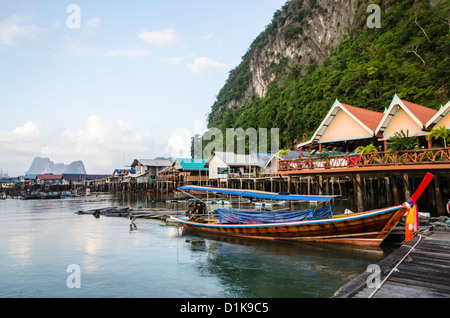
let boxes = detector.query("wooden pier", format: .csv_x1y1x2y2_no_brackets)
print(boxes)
107,170,450,217
333,228,450,298
276,148,450,216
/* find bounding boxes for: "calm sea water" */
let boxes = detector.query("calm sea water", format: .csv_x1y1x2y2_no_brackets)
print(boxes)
0,193,396,298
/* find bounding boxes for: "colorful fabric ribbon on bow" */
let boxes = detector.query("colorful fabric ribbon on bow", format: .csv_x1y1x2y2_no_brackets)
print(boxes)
403,199,419,242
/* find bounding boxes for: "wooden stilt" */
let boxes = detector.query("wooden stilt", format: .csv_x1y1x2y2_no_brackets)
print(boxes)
401,172,411,201
434,173,445,216
392,175,400,205
355,173,365,212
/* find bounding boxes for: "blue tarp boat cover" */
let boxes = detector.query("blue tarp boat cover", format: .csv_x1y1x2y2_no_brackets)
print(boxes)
218,205,333,224
178,185,346,202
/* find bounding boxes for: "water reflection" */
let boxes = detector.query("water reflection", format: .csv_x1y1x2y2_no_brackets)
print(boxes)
0,193,398,298
108,192,399,297
182,231,391,298
8,233,33,266
108,191,391,216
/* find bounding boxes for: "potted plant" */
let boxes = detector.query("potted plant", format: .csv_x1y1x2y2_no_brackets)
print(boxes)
316,147,340,168
426,125,450,162
354,143,378,165
387,129,419,151
427,125,450,148
388,130,419,164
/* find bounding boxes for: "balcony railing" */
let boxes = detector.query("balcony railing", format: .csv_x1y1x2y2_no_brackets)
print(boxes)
157,175,179,181
278,147,450,172
157,175,209,182
184,175,209,182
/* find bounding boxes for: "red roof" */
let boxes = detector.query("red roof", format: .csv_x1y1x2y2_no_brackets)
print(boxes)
341,103,384,132
401,99,438,125
36,174,62,180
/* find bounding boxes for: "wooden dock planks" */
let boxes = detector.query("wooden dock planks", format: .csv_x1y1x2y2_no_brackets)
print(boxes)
334,229,450,298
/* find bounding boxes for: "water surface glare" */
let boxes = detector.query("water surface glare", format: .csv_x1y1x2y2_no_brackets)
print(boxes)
0,194,394,298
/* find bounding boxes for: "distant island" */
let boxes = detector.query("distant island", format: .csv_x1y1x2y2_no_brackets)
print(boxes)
25,157,87,175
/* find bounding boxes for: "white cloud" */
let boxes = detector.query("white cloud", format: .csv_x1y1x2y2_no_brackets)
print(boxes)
166,127,192,158
0,14,45,47
13,121,41,139
138,29,178,48
58,16,101,57
62,42,98,57
0,121,41,144
0,116,194,176
202,33,214,39
161,56,183,64
0,121,43,176
78,17,101,37
59,116,179,173
187,57,228,74
106,48,152,58
84,17,101,29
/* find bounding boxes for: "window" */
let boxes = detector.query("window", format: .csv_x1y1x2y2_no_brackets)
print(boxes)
217,167,229,174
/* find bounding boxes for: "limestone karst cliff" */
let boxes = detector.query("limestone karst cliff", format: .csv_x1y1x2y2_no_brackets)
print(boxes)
206,0,449,148
209,0,363,120
25,157,87,175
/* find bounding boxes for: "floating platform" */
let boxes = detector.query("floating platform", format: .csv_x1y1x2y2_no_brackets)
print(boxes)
76,206,184,220
333,227,450,298
16,191,76,200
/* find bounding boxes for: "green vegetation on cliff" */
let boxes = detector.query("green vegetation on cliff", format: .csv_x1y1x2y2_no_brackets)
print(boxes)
206,0,449,150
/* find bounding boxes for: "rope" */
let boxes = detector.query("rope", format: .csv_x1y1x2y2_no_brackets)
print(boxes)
368,234,423,298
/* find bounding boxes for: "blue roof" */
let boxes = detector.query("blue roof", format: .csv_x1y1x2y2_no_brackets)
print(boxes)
0,177,17,183
178,186,346,202
20,174,37,180
114,169,135,174
253,152,273,166
175,158,208,171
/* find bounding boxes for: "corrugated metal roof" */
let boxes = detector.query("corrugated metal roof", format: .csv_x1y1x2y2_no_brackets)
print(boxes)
62,174,86,181
252,152,274,167
132,159,172,167
60,174,110,181
128,172,148,178
0,178,16,183
21,174,37,180
85,174,110,180
36,174,62,180
174,158,208,171
206,152,259,167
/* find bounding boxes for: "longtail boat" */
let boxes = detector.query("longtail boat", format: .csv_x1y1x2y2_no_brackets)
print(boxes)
170,173,434,246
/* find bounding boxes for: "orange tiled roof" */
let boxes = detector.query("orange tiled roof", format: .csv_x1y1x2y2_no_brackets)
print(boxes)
401,99,438,125
341,103,384,132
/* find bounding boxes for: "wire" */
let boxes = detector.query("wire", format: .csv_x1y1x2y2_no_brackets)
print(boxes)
368,234,423,298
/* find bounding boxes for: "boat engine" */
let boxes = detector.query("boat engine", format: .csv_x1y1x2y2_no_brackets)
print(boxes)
186,200,206,219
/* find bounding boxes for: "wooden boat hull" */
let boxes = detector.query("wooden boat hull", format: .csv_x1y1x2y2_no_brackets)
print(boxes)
172,172,434,246
170,205,407,246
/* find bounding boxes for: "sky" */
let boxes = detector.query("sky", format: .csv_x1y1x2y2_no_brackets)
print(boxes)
0,0,286,176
